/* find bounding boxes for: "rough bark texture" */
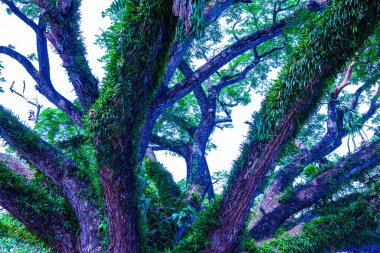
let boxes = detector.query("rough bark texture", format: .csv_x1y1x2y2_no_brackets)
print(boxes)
0,163,79,252
91,1,178,252
250,140,380,240
99,166,139,252
0,106,102,252
202,1,380,251
0,153,33,180
249,66,380,239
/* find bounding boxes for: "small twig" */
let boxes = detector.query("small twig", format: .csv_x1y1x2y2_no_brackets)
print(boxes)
9,80,42,122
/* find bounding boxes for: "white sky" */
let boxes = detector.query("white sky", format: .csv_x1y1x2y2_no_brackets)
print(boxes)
0,1,266,181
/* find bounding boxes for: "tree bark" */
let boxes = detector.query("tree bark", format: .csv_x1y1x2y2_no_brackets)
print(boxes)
248,70,380,239
249,140,380,240
0,163,80,252
202,1,380,251
0,106,103,252
91,1,177,252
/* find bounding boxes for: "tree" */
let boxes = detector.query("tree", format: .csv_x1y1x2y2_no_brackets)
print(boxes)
0,0,379,252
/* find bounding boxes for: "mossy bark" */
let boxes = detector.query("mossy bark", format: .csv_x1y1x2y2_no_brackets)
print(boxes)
90,1,178,252
0,163,80,252
0,106,103,252
249,139,380,241
200,1,380,251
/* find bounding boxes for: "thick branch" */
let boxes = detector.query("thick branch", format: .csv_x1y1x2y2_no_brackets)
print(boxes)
200,1,380,251
35,0,99,111
0,162,79,252
0,105,102,252
249,139,380,240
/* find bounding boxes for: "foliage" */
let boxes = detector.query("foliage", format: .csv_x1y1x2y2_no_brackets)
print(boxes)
174,197,221,252
243,195,379,252
140,159,183,251
227,0,380,189
34,107,103,207
143,158,181,203
0,212,52,253
0,0,380,252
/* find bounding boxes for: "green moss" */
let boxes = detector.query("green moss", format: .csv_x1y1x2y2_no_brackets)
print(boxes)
243,197,379,252
0,162,79,241
144,158,181,202
275,187,294,202
303,164,318,177
226,0,380,190
174,197,221,252
0,105,42,152
0,213,52,252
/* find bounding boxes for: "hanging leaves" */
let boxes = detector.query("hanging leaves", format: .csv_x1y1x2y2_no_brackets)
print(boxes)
173,0,205,33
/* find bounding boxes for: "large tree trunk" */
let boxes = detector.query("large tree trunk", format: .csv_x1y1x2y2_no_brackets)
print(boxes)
91,1,177,252
99,165,140,252
201,1,380,251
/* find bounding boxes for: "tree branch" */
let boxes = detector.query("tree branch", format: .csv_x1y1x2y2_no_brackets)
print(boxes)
213,46,284,93
0,46,39,80
249,139,380,240
0,162,79,252
163,0,239,87
0,105,102,251
150,134,189,157
248,68,379,240
331,61,355,99
0,45,84,126
178,60,210,114
155,1,328,115
35,0,99,111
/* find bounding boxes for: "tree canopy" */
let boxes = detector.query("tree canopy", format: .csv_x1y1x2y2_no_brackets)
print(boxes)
0,0,379,252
